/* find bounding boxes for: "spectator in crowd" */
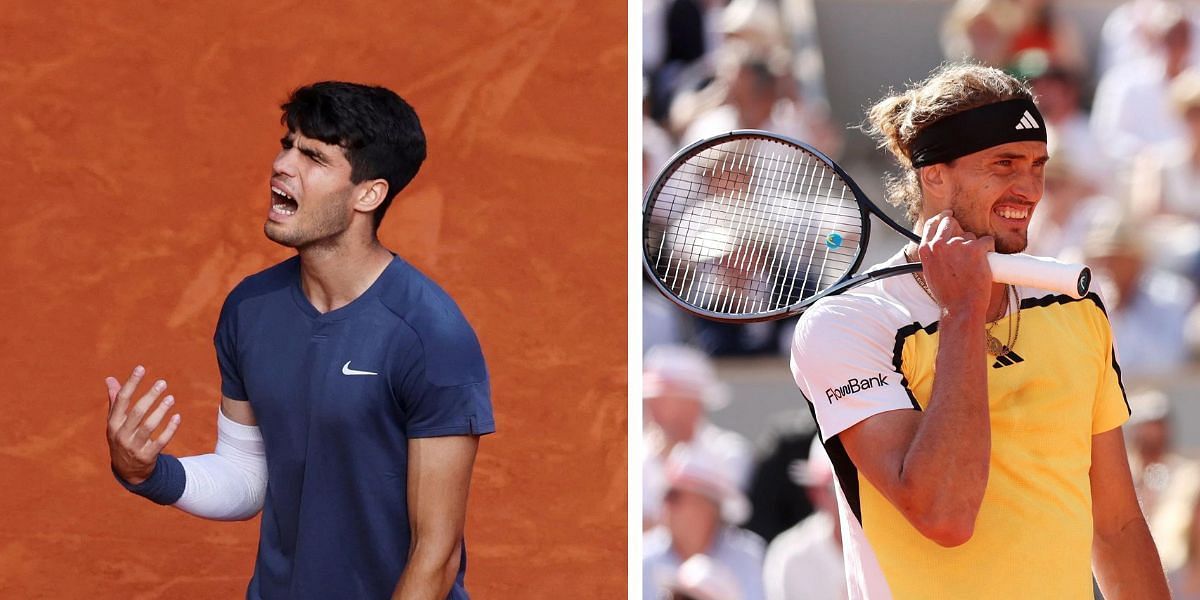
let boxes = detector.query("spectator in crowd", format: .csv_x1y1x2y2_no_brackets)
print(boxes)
942,0,1021,67
1130,69,1200,221
779,0,830,109
1008,0,1088,74
762,438,847,600
645,80,679,182
655,0,843,163
1125,69,1200,279
1128,388,1195,525
1083,222,1195,380
721,0,788,52
1168,487,1200,599
942,0,1085,71
1025,150,1117,261
644,281,687,354
643,344,753,529
666,554,742,600
644,446,766,600
643,84,683,356
691,317,799,357
745,411,817,544
1123,390,1200,569
673,41,840,154
1092,2,1195,163
1100,0,1200,76
1025,59,1111,188
645,0,721,123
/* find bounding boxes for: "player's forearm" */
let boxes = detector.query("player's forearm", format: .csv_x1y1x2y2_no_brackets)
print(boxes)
1093,515,1170,599
897,311,991,545
117,410,267,520
392,540,462,600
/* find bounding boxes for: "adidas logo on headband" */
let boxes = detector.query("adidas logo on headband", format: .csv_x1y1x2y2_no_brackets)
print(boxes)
1014,110,1040,130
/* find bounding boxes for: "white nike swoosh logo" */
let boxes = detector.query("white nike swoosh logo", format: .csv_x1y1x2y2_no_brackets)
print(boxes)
342,361,378,376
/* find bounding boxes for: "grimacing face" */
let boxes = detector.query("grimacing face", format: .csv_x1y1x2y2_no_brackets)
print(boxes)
266,131,359,249
933,141,1048,254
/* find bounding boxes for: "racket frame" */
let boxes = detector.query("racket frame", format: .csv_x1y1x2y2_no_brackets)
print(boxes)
642,129,919,324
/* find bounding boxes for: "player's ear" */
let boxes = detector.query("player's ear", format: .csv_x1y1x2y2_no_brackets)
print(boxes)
918,164,949,200
354,179,390,213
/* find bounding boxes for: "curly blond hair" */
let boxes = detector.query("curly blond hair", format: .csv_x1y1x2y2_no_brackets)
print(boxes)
863,62,1034,223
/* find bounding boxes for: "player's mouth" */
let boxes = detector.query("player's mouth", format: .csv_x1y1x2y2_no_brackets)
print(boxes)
269,184,299,221
992,203,1033,225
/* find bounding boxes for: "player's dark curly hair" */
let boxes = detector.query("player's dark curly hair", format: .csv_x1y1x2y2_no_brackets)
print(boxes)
281,81,426,231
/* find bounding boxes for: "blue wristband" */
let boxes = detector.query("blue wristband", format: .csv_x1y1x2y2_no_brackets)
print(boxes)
113,454,187,505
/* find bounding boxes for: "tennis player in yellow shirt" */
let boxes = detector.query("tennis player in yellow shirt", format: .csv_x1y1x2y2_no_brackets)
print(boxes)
790,62,1170,599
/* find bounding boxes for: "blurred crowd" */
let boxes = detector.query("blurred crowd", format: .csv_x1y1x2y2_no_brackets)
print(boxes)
642,344,837,600
642,0,1200,598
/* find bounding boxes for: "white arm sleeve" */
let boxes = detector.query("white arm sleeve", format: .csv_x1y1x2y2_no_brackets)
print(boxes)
174,408,268,521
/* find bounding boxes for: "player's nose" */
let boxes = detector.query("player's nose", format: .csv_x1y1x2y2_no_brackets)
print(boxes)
1010,170,1042,202
272,149,299,178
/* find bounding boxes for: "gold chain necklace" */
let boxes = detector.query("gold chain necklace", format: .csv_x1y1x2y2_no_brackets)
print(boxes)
904,246,1020,357
986,285,1020,357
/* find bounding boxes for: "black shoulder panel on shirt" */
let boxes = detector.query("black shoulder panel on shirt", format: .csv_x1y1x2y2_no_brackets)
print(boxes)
377,259,487,388
1019,291,1105,314
891,321,934,411
824,435,863,524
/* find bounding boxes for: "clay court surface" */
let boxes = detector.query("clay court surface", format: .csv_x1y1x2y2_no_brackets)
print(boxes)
0,3,626,598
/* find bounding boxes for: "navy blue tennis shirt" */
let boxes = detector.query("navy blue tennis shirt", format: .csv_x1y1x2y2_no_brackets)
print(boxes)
217,254,494,599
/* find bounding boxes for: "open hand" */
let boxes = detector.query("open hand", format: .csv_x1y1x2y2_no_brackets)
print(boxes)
105,365,181,485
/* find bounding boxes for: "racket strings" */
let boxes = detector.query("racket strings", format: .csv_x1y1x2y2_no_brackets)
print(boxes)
645,137,864,317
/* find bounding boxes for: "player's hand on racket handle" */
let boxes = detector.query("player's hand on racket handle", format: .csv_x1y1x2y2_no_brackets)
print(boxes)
916,211,994,318
104,365,182,485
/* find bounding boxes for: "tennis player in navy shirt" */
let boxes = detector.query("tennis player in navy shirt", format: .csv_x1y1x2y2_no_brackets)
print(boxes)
104,81,494,599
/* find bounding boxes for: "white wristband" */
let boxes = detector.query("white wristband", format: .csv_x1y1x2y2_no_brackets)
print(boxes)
174,408,268,521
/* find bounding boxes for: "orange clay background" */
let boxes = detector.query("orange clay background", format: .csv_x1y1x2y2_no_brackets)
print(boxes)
0,3,626,598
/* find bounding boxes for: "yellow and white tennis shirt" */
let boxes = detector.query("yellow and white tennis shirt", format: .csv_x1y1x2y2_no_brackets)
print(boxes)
789,251,1130,600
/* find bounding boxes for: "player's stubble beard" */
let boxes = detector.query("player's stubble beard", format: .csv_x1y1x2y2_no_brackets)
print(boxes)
947,181,1029,255
264,186,354,251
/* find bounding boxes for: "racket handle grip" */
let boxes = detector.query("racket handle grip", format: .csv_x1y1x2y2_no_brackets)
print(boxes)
987,253,1092,299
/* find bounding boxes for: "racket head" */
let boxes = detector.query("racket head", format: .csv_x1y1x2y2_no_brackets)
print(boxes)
642,130,873,323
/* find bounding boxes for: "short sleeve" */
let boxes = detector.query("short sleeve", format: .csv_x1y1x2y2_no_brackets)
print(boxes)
1091,299,1130,435
389,318,494,438
790,300,918,440
213,291,248,401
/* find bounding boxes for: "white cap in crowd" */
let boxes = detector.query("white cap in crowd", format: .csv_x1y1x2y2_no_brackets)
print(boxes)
644,344,730,410
665,444,751,524
789,435,835,488
667,554,742,600
1128,388,1171,426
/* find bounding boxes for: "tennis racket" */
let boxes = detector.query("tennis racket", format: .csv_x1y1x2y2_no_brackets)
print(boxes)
642,130,1091,324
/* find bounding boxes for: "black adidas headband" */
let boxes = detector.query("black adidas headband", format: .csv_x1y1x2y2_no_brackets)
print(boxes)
908,98,1046,168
